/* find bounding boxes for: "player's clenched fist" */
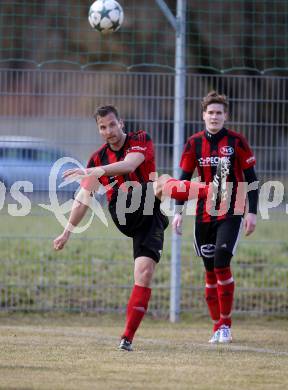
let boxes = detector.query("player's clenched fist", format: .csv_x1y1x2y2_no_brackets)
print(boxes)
53,231,70,251
172,213,183,236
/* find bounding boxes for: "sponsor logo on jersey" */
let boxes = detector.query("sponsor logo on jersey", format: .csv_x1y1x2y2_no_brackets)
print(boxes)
200,244,216,258
198,156,230,167
220,146,234,156
128,146,147,152
246,156,255,164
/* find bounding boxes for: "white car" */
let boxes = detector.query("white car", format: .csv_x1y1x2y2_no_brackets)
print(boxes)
0,136,78,196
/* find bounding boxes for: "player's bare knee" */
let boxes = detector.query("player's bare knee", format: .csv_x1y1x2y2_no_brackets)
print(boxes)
135,266,154,286
154,174,171,199
138,271,153,286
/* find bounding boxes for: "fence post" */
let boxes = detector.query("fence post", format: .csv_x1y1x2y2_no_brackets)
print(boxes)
170,0,186,323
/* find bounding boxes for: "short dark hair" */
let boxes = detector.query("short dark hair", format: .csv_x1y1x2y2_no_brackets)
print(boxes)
93,105,120,120
201,91,228,112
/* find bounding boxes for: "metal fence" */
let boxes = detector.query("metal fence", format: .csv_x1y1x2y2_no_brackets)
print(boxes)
0,69,287,316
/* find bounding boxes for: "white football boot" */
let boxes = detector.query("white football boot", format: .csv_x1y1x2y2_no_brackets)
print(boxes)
218,325,232,343
209,329,221,344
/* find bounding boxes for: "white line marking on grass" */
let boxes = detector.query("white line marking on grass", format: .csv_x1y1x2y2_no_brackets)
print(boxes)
2,326,288,356
138,337,288,356
185,342,288,356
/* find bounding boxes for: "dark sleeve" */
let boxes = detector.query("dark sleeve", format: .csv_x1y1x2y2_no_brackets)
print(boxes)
243,166,258,214
180,138,197,172
87,151,99,168
237,134,256,169
87,157,96,168
174,170,193,213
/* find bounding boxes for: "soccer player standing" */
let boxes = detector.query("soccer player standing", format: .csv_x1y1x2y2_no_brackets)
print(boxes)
53,105,169,351
172,91,258,343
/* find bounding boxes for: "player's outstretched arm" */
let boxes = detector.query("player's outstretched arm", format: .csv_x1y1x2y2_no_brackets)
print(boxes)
97,152,145,176
53,188,91,251
63,153,145,181
62,166,105,181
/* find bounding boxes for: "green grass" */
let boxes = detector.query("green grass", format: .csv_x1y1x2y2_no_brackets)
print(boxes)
0,314,287,390
0,205,287,261
0,205,287,314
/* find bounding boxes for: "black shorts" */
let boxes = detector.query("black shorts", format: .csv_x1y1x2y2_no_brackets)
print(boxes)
108,182,169,263
194,216,243,261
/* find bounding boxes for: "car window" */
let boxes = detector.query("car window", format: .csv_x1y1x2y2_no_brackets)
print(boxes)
34,149,61,161
0,148,19,159
0,147,61,161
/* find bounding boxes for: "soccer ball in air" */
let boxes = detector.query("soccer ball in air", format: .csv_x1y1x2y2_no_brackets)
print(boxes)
88,0,124,33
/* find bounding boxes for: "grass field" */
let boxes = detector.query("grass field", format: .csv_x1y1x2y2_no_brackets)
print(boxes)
0,205,287,313
0,314,287,390
0,205,287,266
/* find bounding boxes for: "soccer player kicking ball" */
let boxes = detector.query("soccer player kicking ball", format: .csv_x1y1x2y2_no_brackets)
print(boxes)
53,105,174,352
166,92,258,344
52,105,204,352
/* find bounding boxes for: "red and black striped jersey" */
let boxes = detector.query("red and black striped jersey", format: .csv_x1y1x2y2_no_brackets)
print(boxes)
180,128,256,222
86,130,155,203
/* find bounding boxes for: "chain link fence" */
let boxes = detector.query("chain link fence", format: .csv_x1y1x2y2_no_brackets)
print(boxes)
0,69,287,315
1,0,288,74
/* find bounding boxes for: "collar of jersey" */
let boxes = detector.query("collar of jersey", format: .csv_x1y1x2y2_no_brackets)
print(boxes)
204,127,227,143
107,133,128,152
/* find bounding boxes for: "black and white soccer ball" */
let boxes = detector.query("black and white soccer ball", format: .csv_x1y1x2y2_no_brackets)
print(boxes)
88,0,124,34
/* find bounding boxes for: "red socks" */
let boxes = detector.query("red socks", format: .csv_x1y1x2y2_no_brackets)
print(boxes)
205,271,220,331
215,267,234,328
162,179,207,201
122,285,151,342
